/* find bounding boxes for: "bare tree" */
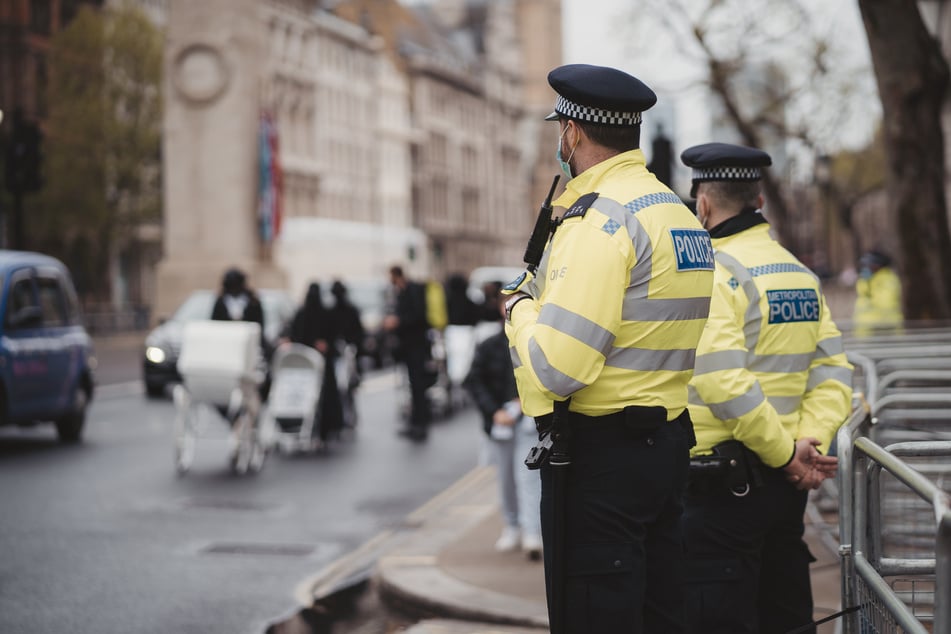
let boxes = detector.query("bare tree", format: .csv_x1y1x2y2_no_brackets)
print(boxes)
631,0,878,252
858,0,951,320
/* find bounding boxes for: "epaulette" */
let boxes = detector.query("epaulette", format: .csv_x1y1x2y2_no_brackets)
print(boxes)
561,192,599,221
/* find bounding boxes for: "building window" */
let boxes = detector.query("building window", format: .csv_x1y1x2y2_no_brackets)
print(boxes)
30,0,52,35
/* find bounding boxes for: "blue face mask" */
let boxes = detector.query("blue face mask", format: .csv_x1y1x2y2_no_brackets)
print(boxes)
556,126,576,180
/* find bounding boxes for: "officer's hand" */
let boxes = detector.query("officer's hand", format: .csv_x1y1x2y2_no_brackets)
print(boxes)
500,270,539,298
797,437,838,475
785,438,837,489
783,438,819,486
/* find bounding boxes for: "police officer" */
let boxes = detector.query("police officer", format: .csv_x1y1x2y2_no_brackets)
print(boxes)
853,249,903,336
679,143,853,634
504,64,714,633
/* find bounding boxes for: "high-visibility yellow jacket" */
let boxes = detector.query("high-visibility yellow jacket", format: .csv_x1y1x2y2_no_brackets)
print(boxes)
688,216,853,465
507,149,714,420
853,267,903,336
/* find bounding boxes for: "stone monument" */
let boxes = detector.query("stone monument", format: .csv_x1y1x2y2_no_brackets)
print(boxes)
156,0,286,318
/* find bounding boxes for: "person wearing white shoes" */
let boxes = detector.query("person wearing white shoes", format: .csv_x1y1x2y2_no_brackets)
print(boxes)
464,306,543,561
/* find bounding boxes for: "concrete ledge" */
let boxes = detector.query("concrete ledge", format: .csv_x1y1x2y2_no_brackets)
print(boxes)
378,560,549,628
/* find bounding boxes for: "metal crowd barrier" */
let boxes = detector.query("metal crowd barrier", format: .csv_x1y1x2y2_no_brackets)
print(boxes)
835,328,951,633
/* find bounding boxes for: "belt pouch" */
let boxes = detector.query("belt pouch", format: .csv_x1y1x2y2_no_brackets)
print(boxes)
621,405,667,437
712,440,752,494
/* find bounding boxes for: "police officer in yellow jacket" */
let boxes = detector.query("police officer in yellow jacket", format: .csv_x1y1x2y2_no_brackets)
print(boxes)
504,64,714,633
853,249,903,336
680,143,853,634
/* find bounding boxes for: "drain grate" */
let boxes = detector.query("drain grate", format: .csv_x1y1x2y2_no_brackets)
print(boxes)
180,498,275,512
201,542,316,557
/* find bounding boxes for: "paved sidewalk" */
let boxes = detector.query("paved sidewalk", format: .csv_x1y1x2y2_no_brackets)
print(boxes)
306,465,844,633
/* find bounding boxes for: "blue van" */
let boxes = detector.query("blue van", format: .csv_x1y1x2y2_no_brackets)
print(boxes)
0,250,95,442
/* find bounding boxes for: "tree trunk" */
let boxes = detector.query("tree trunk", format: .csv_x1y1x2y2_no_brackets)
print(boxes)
859,0,951,320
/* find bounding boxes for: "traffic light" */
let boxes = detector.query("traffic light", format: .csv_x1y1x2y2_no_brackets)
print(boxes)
4,110,44,195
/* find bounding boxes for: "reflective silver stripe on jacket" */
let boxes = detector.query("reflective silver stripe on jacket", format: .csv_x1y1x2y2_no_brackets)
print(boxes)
806,365,852,391
592,197,655,291
768,394,802,415
527,337,587,397
694,349,747,375
596,196,710,321
750,352,814,374
690,382,767,419
695,349,815,376
714,251,763,352
606,346,697,372
537,303,615,354
815,335,844,359
622,296,711,322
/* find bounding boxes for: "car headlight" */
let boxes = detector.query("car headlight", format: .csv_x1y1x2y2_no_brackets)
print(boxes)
145,346,167,364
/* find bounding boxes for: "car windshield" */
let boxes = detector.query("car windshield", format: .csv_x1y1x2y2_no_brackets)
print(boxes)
171,291,215,322
170,290,293,340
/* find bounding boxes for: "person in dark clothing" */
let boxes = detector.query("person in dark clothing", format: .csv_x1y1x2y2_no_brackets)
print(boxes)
329,280,366,353
211,267,265,330
210,267,267,422
464,317,542,559
446,273,480,326
478,280,503,323
289,283,343,443
329,280,364,426
383,265,433,441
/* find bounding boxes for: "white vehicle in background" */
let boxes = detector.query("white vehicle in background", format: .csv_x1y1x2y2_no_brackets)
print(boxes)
466,265,525,306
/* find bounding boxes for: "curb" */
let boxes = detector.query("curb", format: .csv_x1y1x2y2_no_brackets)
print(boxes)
300,464,549,629
375,465,548,629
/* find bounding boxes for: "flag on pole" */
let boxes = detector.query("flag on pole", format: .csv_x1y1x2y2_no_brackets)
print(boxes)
257,111,283,243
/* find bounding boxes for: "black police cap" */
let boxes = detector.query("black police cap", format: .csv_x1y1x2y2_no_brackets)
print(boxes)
680,142,772,197
544,64,657,127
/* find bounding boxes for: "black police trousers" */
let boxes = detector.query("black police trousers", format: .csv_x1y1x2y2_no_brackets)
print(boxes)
683,464,814,634
539,408,692,633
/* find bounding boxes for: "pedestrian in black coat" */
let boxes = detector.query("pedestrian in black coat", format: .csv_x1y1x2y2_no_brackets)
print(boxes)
383,265,433,441
290,283,343,442
329,280,365,352
446,273,479,326
211,267,265,331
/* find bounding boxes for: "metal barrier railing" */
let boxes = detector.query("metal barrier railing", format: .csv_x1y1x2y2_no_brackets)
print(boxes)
848,437,951,633
836,329,951,633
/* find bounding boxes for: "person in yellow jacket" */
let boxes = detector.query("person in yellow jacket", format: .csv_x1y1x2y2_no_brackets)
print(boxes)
503,64,714,633
853,250,903,336
679,142,853,634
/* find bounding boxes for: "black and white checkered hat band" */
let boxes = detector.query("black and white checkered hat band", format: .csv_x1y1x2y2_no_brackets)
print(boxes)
554,95,642,126
692,166,762,182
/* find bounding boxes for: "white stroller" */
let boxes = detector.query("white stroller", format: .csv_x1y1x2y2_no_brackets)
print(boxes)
265,343,326,453
172,320,268,475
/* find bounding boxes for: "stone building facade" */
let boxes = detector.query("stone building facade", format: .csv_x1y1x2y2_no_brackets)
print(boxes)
157,0,562,315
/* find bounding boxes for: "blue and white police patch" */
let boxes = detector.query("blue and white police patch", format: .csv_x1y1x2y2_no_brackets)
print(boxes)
503,272,528,293
670,229,714,272
766,289,820,324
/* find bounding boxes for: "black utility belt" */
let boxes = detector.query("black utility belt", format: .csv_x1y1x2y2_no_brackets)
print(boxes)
689,440,764,497
527,406,695,470
536,405,670,435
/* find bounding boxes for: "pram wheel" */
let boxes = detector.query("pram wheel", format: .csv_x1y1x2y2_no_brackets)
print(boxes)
228,401,267,475
172,384,197,475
